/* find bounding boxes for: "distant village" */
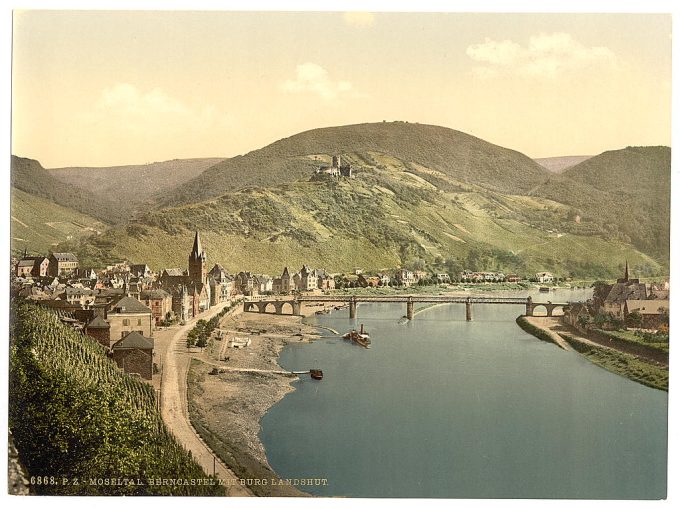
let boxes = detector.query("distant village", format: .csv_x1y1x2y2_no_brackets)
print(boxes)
11,231,669,381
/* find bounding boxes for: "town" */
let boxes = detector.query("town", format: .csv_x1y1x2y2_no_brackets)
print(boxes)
10,231,669,383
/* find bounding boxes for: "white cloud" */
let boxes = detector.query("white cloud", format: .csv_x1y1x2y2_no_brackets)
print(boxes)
281,63,354,100
90,83,230,131
73,83,234,162
467,32,619,79
343,12,375,28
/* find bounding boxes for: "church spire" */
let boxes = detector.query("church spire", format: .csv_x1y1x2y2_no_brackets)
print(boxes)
190,231,203,260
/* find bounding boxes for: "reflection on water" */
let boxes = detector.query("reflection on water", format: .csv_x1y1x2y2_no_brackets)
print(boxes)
259,289,667,498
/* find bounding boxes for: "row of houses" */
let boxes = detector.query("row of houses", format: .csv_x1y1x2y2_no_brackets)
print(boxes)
15,250,79,278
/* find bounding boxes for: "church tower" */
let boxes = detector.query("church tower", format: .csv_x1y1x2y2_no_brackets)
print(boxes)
188,231,207,284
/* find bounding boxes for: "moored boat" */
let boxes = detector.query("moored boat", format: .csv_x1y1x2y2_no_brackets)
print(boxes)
343,324,371,348
310,369,323,380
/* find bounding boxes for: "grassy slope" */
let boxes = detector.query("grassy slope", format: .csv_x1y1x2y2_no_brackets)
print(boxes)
47,158,225,210
10,156,124,224
10,188,106,256
68,162,661,276
532,146,670,263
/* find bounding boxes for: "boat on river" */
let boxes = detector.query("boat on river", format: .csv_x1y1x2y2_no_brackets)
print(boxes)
310,369,323,380
343,324,371,348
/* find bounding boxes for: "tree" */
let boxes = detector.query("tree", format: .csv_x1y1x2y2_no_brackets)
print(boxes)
626,310,643,328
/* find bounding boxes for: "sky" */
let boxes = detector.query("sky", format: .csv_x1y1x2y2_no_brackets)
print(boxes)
11,9,672,168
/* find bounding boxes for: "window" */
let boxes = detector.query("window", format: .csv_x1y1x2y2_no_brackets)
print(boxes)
123,319,129,326
137,318,142,326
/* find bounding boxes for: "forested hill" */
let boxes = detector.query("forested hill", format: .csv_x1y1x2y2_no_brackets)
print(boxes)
10,156,125,224
47,158,225,211
530,146,671,262
158,122,552,207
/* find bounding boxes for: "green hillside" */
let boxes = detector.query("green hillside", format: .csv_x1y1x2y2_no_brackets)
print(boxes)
11,156,124,224
9,302,224,495
10,188,106,257
26,123,668,278
47,158,225,211
531,146,670,262
64,160,663,279
158,122,551,207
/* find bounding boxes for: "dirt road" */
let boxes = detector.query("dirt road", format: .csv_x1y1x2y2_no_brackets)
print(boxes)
159,302,252,496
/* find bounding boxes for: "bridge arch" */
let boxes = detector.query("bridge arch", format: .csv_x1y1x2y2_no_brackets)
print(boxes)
529,303,565,317
280,301,295,315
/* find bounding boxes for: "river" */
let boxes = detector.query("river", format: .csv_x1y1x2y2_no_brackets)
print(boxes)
259,289,667,498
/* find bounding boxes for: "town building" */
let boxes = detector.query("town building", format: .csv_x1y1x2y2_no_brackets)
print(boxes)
300,265,318,291
535,272,555,284
106,296,153,345
140,289,173,325
84,315,111,348
396,268,417,287
48,252,79,277
599,262,648,319
111,331,154,380
623,300,669,330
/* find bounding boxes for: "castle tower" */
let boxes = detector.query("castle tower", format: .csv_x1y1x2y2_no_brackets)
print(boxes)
188,231,207,284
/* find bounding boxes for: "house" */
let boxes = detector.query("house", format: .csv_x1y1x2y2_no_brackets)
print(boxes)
395,269,417,287
236,271,255,295
358,274,380,287
280,267,295,294
170,285,192,322
535,272,554,284
300,266,318,291
189,282,211,315
140,289,173,325
159,268,190,287
317,270,336,290
60,287,97,307
85,315,111,348
15,259,35,277
624,300,669,330
376,273,392,287
106,296,153,345
129,264,152,278
48,252,79,277
255,275,274,294
111,331,154,380
15,255,50,278
435,273,451,284
506,274,521,283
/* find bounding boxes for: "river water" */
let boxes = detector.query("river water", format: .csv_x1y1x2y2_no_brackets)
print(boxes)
259,289,667,499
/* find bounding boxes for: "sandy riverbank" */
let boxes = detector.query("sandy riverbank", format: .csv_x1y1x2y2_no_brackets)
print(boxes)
186,302,344,496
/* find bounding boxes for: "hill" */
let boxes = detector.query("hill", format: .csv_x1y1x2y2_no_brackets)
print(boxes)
38,123,667,279
10,188,106,256
47,158,224,211
530,146,670,262
64,155,663,279
10,156,125,224
534,155,592,173
157,122,552,207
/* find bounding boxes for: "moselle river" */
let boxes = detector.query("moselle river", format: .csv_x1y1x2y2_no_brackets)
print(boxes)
259,289,667,498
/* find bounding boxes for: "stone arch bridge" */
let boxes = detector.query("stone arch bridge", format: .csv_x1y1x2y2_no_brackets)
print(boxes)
243,295,568,321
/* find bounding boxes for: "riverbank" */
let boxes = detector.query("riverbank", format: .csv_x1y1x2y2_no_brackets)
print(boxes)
186,302,343,496
519,316,668,391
